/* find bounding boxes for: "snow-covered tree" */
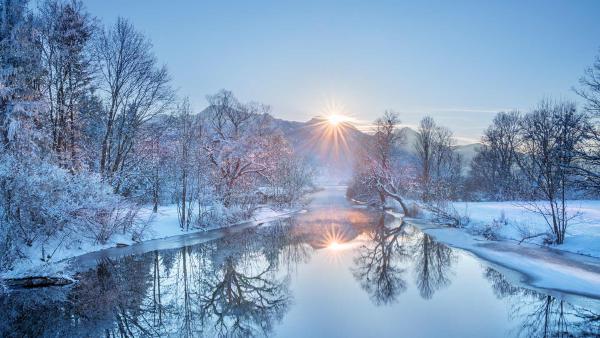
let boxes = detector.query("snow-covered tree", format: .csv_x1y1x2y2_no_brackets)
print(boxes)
0,0,46,155
202,90,290,209
0,2,141,270
349,111,416,215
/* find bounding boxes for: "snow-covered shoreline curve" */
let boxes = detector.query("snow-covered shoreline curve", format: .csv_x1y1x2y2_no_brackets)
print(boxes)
1,205,302,281
402,216,600,302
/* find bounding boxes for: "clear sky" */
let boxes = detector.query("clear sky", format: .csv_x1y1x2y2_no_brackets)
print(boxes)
83,0,600,143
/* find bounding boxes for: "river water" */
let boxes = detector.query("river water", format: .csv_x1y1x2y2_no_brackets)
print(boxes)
1,186,598,337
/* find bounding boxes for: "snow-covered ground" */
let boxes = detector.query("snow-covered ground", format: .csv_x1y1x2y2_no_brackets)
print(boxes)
2,204,298,279
446,200,600,257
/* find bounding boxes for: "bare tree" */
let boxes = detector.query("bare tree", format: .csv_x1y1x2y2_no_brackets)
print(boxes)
468,111,522,200
576,48,600,116
174,99,200,231
95,18,173,190
516,100,589,244
141,118,171,212
574,48,600,194
414,116,461,201
415,116,435,196
364,111,414,215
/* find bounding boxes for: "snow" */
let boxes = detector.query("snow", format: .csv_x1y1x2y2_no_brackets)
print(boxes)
446,200,600,258
2,204,298,279
251,206,300,225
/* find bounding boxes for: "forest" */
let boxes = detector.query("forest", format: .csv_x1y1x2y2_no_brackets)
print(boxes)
0,0,315,272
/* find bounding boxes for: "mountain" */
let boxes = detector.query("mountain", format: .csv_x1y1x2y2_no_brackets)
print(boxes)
398,127,420,154
273,117,370,181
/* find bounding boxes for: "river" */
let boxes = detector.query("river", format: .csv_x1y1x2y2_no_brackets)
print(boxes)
0,186,598,337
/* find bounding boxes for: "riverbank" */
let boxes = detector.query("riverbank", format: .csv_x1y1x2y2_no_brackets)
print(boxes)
446,200,600,258
352,195,600,300
1,204,301,281
401,216,600,301
387,199,600,299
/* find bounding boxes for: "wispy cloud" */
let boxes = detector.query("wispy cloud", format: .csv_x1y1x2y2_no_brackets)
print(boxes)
422,107,521,114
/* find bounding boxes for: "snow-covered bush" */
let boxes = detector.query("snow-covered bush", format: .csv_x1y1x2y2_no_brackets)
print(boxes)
424,200,470,227
471,212,509,241
0,155,138,269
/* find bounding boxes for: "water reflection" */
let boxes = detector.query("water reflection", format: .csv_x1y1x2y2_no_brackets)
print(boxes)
352,215,411,305
0,222,306,337
413,231,456,300
352,215,457,305
0,207,598,338
484,268,600,337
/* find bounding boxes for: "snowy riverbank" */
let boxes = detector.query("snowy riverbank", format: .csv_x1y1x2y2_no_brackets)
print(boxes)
1,204,299,280
447,200,600,258
405,217,600,300
390,200,600,300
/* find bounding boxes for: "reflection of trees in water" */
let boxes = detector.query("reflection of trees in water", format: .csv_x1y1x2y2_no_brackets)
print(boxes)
0,220,307,338
0,255,157,337
0,286,71,337
484,268,600,338
413,233,456,300
160,221,308,337
71,256,156,337
197,256,289,337
352,215,411,305
258,222,312,273
3,213,598,338
353,214,456,304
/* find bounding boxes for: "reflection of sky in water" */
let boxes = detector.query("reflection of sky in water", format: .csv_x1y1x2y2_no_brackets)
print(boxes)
279,233,507,337
1,187,598,337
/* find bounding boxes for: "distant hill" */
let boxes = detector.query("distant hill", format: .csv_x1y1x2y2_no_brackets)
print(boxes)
270,117,370,182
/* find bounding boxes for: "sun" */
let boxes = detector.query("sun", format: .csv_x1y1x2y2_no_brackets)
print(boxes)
327,114,348,126
328,240,342,250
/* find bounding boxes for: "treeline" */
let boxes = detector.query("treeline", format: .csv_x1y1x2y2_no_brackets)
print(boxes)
0,0,313,270
348,50,600,245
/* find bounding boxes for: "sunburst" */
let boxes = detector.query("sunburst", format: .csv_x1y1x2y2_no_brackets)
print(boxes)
327,114,349,126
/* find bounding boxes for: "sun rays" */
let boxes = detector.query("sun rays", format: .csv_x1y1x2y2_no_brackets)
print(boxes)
288,98,363,164
296,117,355,165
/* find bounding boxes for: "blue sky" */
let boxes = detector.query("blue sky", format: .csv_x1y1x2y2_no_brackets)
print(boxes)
83,0,600,142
